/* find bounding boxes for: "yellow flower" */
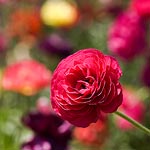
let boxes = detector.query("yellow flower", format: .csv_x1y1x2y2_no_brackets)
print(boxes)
41,0,79,28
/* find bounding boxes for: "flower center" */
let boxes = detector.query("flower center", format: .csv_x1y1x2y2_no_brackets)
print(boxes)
75,77,94,94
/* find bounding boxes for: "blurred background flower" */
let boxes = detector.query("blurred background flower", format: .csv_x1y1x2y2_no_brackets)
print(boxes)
107,11,147,61
0,0,8,4
73,119,108,147
38,33,73,57
6,7,42,42
2,60,51,96
115,87,145,130
21,98,73,150
130,0,150,18
40,0,79,28
0,33,7,53
21,136,52,150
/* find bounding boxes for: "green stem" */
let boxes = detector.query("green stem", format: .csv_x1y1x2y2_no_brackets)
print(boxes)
114,111,150,135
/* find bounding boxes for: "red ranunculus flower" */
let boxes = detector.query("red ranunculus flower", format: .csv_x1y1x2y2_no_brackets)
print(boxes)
2,60,51,96
51,48,123,127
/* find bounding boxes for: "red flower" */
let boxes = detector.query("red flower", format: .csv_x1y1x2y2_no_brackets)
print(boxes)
73,119,108,146
130,0,150,17
51,48,123,127
115,87,145,130
2,60,51,96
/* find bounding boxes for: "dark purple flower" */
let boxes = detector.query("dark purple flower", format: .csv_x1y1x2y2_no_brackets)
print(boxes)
39,34,73,57
21,136,52,150
141,61,150,87
108,11,147,61
21,135,71,150
22,111,72,140
106,4,123,17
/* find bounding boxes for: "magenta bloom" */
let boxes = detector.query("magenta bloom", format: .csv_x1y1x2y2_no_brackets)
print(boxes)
51,48,123,127
108,11,147,61
115,87,145,130
141,62,150,87
130,0,150,17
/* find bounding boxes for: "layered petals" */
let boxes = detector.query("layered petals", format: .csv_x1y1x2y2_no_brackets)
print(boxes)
51,48,123,127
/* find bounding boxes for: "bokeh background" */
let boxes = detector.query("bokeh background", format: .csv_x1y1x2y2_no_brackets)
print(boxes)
0,0,150,150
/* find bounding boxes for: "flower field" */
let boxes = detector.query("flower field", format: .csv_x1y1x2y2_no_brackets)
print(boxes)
0,0,150,150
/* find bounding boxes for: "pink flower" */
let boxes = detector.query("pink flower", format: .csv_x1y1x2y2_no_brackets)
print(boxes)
115,87,145,130
0,33,7,52
51,48,123,127
73,119,108,146
130,0,150,17
0,0,8,4
2,60,51,96
108,11,147,61
36,97,52,115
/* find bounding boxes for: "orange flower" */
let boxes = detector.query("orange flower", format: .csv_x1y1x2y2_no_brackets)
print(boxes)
73,119,108,146
2,60,51,96
7,8,42,40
